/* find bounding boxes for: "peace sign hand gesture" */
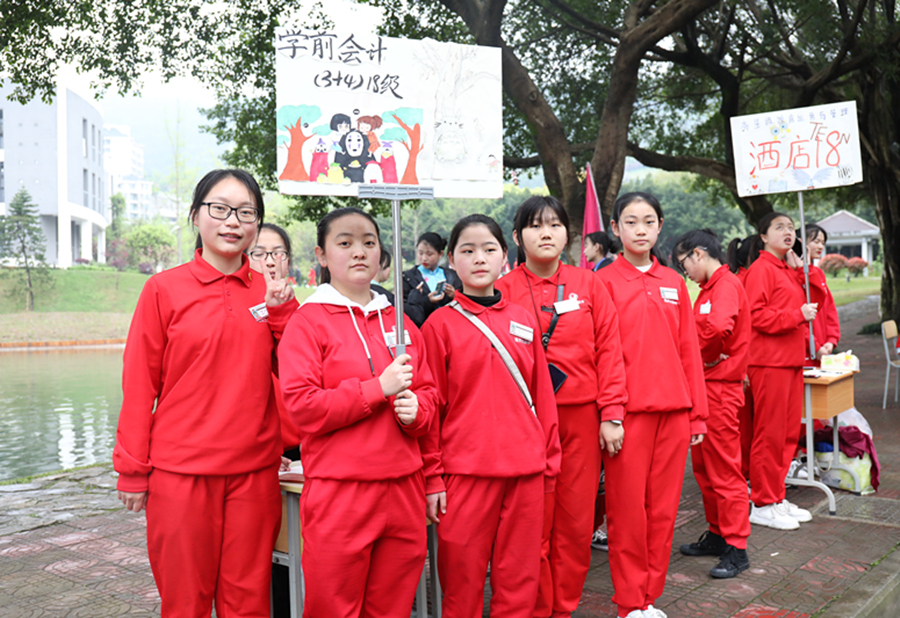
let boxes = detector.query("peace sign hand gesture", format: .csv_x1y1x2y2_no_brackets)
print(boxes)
261,258,295,307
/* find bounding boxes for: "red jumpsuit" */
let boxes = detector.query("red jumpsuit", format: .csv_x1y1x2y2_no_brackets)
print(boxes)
420,292,561,618
496,263,627,617
691,265,752,549
805,265,840,366
743,251,808,507
596,257,708,617
114,250,297,617
278,284,437,618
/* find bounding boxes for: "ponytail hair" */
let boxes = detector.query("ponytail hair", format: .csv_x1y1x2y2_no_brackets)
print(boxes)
671,228,724,275
726,236,754,273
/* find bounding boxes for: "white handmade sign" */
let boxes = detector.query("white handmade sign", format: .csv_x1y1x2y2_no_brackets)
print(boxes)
275,26,503,198
730,101,863,197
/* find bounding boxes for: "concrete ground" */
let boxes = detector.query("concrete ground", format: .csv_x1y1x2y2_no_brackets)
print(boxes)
1,300,898,617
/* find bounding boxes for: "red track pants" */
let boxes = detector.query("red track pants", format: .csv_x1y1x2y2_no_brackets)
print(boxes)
748,366,803,506
691,381,751,549
300,472,426,618
536,402,601,617
739,384,754,480
603,411,690,617
438,474,544,618
146,465,281,618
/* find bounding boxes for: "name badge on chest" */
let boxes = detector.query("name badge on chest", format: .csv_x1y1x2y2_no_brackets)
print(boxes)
384,329,412,349
249,302,269,322
699,300,712,315
554,298,580,314
659,287,680,304
510,321,534,343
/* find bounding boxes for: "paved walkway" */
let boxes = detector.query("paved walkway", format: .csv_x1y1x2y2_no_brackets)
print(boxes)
1,302,898,617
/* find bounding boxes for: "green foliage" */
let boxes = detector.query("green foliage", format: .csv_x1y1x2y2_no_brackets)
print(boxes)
108,193,127,240
0,189,53,310
125,223,176,271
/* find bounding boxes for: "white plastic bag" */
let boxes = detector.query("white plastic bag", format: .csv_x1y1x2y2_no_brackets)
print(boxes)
815,451,875,495
825,406,873,437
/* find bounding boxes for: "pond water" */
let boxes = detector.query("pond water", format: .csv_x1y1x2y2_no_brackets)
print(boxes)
0,348,123,482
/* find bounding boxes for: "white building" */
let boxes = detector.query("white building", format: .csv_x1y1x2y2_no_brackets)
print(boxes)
816,210,880,276
103,124,155,221
0,79,109,266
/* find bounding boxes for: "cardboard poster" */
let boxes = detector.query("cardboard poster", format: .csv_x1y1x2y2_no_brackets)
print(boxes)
730,101,863,197
275,26,503,198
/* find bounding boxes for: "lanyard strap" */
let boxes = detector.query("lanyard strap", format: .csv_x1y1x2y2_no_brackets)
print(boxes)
541,284,565,350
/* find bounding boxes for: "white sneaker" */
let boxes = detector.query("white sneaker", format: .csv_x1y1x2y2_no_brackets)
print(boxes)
781,499,812,523
624,611,644,618
644,606,667,618
749,502,800,530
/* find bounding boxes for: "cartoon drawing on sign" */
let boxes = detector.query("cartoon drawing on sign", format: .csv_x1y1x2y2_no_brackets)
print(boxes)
414,40,501,179
358,115,383,153
329,113,352,153
793,168,833,189
336,129,375,183
380,141,398,183
278,104,322,182
310,139,330,182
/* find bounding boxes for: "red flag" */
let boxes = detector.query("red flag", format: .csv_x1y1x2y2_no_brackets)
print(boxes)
580,163,604,269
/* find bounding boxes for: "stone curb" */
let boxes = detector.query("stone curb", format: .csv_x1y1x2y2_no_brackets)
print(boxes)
816,544,900,618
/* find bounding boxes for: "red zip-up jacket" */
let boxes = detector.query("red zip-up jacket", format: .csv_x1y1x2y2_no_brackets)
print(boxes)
113,250,297,493
744,251,808,368
596,257,708,434
419,292,561,494
278,284,437,481
694,265,751,382
495,263,628,420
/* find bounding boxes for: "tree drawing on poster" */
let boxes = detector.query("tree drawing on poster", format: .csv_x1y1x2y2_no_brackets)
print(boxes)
274,26,503,199
730,101,863,197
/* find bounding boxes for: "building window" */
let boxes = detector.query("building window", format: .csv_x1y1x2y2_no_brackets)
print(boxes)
82,119,88,157
83,169,89,207
92,125,97,162
92,173,97,211
0,109,4,149
0,161,5,203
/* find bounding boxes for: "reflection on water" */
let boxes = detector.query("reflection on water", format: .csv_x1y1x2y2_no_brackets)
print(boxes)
0,348,123,481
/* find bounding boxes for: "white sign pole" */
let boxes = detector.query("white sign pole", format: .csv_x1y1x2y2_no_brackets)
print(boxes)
797,191,816,358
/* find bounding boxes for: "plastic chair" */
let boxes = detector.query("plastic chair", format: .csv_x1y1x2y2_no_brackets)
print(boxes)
882,320,900,408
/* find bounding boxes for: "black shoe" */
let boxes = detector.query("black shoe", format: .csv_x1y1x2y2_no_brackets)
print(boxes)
709,546,750,579
679,530,727,557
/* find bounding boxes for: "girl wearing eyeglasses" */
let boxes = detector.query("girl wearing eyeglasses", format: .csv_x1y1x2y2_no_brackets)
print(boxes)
114,169,298,617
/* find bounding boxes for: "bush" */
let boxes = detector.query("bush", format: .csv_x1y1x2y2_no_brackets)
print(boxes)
847,257,869,276
138,262,154,274
73,258,91,265
819,253,850,277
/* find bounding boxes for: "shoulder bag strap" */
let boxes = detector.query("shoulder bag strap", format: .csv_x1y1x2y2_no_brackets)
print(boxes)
449,301,536,416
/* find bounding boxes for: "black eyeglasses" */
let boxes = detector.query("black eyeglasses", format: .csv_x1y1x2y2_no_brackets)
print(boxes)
678,247,707,272
249,250,289,262
202,202,259,223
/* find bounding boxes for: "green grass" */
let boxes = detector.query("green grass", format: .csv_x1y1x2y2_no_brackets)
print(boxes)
0,269,150,314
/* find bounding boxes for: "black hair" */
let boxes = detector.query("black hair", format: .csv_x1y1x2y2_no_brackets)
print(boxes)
379,247,392,269
512,196,570,265
748,211,794,262
671,228,725,275
189,169,265,251
417,232,447,254
610,191,668,266
330,113,351,131
726,236,754,273
316,207,381,284
585,230,614,255
257,223,292,265
805,223,828,244
448,214,508,255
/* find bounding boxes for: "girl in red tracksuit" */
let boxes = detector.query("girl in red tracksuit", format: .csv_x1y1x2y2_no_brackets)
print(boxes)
114,169,298,617
801,224,841,365
596,192,708,618
743,212,819,532
278,207,437,618
495,196,627,618
420,214,561,618
672,229,752,580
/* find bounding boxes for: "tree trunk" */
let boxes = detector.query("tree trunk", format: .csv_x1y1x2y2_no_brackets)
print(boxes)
279,120,312,182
